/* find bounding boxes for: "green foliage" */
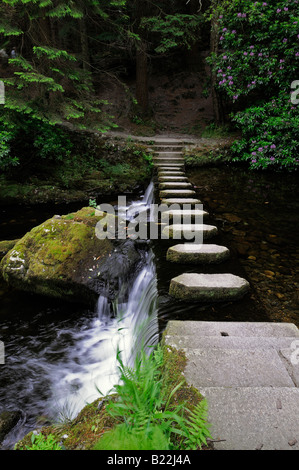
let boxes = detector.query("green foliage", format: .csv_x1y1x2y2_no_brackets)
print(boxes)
0,109,73,171
142,13,203,54
207,0,299,171
94,346,211,451
232,92,299,170
18,432,63,450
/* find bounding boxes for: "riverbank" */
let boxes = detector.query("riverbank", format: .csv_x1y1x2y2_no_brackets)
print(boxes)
14,344,212,451
0,132,153,206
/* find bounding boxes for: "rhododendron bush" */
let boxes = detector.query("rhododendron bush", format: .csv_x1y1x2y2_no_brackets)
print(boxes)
207,0,299,170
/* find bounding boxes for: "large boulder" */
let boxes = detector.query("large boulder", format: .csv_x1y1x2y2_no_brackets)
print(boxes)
0,207,144,307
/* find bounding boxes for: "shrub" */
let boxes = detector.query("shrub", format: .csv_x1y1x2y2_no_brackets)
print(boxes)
207,0,299,170
93,346,211,451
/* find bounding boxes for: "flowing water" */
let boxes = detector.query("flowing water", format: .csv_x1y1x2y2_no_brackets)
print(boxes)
0,184,159,449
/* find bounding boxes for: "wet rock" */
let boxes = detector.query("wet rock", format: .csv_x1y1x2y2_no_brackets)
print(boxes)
0,207,143,307
222,213,242,223
167,244,230,264
0,239,19,262
0,410,22,443
169,273,250,302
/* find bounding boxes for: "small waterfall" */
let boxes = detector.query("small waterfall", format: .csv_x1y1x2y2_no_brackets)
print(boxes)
48,249,158,422
118,180,154,222
47,181,158,422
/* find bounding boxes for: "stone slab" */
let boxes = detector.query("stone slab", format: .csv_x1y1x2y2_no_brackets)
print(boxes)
161,198,202,206
159,182,192,189
167,243,229,264
161,209,209,222
164,320,299,338
165,334,298,352
158,176,189,182
159,189,196,198
181,347,295,388
162,224,218,240
158,171,185,177
197,387,299,450
154,157,184,162
154,152,184,157
169,273,250,301
157,167,184,172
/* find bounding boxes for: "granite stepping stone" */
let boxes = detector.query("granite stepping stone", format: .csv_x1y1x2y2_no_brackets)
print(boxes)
158,172,186,177
159,182,192,190
160,189,196,198
161,209,209,222
167,244,230,264
158,176,189,182
169,273,250,301
161,198,202,206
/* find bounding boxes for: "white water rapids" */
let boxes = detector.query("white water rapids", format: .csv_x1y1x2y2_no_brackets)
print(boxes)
49,249,159,422
46,181,159,421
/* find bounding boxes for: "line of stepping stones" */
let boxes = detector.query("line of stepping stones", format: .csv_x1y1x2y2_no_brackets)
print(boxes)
152,141,250,302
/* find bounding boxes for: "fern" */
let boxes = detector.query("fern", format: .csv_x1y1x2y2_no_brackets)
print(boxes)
94,345,212,451
181,400,212,450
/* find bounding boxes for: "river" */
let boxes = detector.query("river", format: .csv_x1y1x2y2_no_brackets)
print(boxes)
0,165,298,449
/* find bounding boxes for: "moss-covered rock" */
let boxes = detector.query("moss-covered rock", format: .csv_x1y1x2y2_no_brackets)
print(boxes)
0,239,19,262
0,410,22,444
0,207,143,306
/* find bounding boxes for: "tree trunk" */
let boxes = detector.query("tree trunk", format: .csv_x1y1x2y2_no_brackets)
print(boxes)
136,41,149,115
210,10,223,124
80,14,90,72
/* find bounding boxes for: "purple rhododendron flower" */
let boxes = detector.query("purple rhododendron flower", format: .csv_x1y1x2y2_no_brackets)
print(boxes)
270,144,276,149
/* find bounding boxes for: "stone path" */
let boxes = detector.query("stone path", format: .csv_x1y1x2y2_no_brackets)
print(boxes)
151,138,299,450
164,320,299,450
151,139,249,301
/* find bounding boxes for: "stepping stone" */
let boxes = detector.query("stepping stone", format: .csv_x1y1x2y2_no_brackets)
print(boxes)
162,209,209,222
152,146,184,152
159,182,192,190
159,189,196,198
154,157,184,162
167,244,230,264
159,172,185,177
169,273,250,301
165,320,299,338
161,198,202,206
162,224,218,240
155,152,184,157
158,176,188,182
157,168,185,173
155,166,185,171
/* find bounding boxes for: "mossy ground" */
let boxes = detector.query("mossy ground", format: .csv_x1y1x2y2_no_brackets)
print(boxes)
15,344,212,451
0,138,153,205
184,135,240,168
